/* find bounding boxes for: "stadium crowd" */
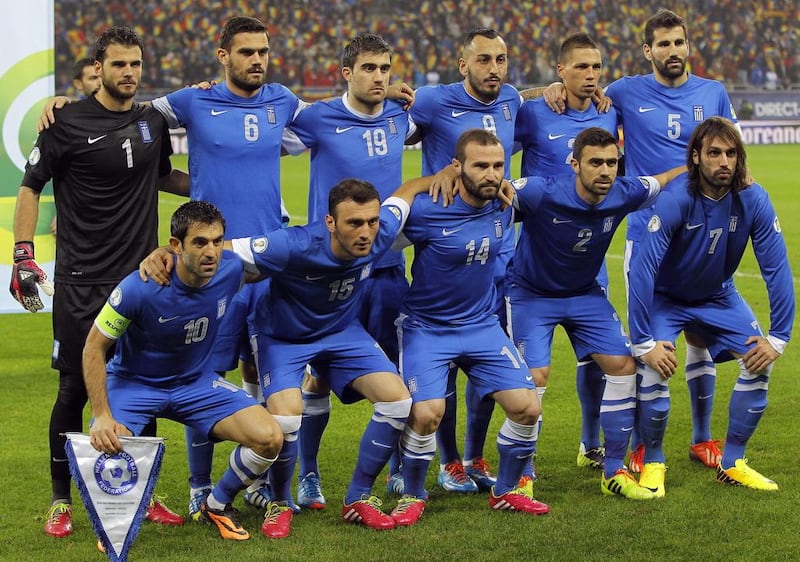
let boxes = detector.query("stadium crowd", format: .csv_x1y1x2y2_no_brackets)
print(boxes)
54,0,799,97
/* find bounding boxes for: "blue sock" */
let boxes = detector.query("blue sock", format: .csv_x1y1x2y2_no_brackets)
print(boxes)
186,425,214,488
345,399,410,504
269,431,299,503
298,390,330,477
399,427,436,498
721,362,770,468
435,365,461,465
464,379,494,461
210,446,274,507
629,371,643,451
685,344,717,444
495,418,537,494
637,364,670,464
387,447,402,475
576,360,604,449
600,375,636,478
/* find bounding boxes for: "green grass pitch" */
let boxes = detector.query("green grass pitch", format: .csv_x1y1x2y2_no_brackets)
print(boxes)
1,146,797,561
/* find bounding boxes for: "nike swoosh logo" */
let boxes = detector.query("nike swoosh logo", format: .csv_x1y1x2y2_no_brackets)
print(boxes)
638,107,656,113
621,426,634,432
158,315,179,323
650,415,669,421
548,133,566,140
451,110,469,117
441,227,461,236
371,440,393,449
87,135,107,144
305,274,326,281
191,441,210,448
685,223,704,230
210,109,228,116
335,126,354,133
552,218,572,224
698,394,713,400
525,375,533,381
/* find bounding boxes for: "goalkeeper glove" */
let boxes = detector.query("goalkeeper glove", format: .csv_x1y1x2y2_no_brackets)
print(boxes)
9,241,54,312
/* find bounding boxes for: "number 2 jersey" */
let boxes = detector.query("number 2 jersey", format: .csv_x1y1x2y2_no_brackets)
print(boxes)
509,174,660,296
22,96,173,284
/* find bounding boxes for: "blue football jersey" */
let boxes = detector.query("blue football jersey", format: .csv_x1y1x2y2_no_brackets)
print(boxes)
286,94,415,268
604,73,736,242
152,83,301,236
509,174,660,296
401,194,512,324
231,201,409,341
101,252,245,385
628,176,794,345
411,82,521,176
515,97,620,177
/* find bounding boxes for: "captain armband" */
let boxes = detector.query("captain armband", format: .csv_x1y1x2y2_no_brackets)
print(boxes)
94,302,131,340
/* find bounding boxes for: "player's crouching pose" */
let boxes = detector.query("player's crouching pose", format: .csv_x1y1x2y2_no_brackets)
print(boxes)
223,177,430,537
83,201,283,541
393,129,549,526
628,117,794,495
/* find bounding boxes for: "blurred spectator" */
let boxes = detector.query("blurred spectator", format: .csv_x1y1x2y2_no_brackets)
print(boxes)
54,0,799,96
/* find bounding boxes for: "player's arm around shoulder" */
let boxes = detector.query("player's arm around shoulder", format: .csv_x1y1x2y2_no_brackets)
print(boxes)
226,227,294,279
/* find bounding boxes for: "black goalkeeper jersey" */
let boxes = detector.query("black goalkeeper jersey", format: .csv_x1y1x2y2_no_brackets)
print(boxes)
23,96,173,285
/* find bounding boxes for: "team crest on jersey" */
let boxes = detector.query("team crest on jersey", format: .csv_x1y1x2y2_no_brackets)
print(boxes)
602,217,614,233
407,377,418,394
494,218,503,238
109,287,122,306
502,103,511,121
387,117,397,135
511,178,527,190
693,106,704,122
217,297,227,319
252,237,269,253
729,216,739,232
647,215,661,232
27,146,41,166
138,121,153,143
773,216,782,233
360,264,372,280
261,371,271,389
266,106,276,124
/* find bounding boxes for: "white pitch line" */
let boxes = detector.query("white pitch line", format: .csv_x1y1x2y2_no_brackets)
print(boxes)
605,253,800,286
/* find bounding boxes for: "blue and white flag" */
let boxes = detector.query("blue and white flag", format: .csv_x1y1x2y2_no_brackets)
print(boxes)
65,433,165,562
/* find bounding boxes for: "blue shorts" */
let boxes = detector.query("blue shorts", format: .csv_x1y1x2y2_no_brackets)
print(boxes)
649,289,762,363
398,315,532,403
254,323,398,404
106,371,258,440
509,285,631,368
358,264,408,365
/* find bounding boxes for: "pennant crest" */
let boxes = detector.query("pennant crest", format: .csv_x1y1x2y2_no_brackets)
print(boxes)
65,433,165,562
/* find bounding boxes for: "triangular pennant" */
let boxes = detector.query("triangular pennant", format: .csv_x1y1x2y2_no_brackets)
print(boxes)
65,433,165,562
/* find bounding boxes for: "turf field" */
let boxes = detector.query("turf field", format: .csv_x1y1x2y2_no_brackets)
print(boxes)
1,145,798,561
